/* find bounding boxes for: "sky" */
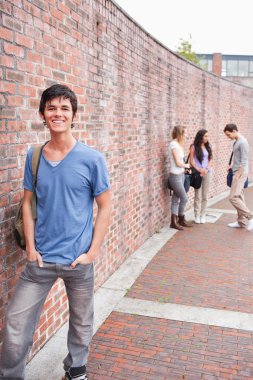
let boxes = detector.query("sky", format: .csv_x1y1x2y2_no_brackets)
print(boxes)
114,0,253,56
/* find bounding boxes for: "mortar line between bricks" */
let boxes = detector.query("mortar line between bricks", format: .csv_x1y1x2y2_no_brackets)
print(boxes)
115,297,253,332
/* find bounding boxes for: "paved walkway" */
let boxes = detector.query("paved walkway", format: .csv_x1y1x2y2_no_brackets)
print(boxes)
26,187,253,380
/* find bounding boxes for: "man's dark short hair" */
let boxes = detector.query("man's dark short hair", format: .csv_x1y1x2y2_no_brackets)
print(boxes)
39,84,78,117
224,123,238,133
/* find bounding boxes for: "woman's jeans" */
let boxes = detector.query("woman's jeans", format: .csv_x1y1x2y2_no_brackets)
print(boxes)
0,261,94,380
169,173,188,215
194,171,211,217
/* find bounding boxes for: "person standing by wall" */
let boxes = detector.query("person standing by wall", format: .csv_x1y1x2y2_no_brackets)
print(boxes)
224,123,253,231
168,125,193,230
0,84,111,380
189,129,213,224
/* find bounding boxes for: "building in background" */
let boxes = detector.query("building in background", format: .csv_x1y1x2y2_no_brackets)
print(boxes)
197,53,253,88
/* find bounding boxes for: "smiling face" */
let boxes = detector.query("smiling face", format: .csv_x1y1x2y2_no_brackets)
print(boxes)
40,97,75,134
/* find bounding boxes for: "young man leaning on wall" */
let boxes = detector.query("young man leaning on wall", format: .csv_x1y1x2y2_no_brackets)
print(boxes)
0,84,111,380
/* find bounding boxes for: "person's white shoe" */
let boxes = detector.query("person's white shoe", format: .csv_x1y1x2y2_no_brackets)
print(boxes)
200,216,206,224
195,216,201,224
246,218,253,231
227,221,241,228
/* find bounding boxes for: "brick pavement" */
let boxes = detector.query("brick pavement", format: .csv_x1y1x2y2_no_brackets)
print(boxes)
87,186,253,380
126,212,253,313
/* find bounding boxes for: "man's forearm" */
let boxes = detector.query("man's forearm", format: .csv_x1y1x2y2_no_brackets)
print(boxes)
22,202,36,253
87,206,110,261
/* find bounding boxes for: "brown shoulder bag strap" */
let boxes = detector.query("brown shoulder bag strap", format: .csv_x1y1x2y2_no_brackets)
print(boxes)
31,142,47,190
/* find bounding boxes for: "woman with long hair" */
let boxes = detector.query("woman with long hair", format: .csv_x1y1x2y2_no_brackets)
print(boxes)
168,126,193,230
190,129,213,223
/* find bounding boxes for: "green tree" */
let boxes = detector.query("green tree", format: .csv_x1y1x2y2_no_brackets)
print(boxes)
176,35,202,66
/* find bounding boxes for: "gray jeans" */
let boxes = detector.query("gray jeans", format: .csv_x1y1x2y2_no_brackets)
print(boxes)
0,261,94,380
169,173,188,215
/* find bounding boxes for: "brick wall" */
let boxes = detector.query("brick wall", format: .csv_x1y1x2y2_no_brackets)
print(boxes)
1,0,253,357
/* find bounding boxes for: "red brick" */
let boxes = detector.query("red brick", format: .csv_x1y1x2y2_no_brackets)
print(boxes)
1,108,16,119
49,6,64,21
26,51,42,64
0,26,14,42
18,85,36,97
58,2,70,16
0,94,5,106
4,42,24,57
0,0,12,15
15,33,34,49
33,17,45,32
6,70,24,83
44,57,58,69
2,14,23,33
0,55,15,68
19,108,37,120
13,6,33,24
29,0,48,12
42,34,57,48
7,95,24,107
0,81,16,94
36,65,52,78
23,1,41,18
27,75,44,87
16,60,35,73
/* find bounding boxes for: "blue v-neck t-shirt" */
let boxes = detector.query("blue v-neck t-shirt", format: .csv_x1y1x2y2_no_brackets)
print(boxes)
23,141,110,265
